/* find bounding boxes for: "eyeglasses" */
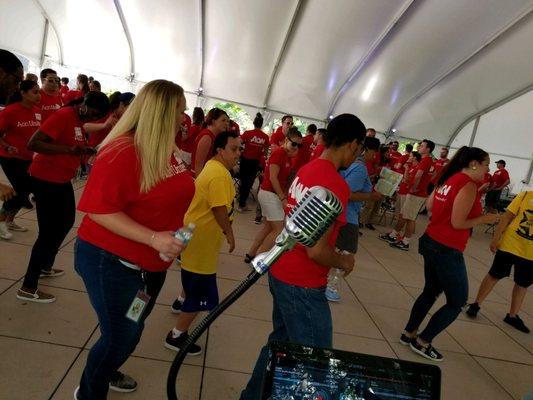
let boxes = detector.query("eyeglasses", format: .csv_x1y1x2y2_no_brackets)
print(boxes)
288,138,302,148
284,121,294,126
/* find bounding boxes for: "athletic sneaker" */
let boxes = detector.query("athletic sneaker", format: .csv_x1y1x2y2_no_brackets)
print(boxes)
390,241,409,251
409,340,443,361
170,299,182,314
7,221,28,232
504,314,530,333
16,288,56,303
254,216,262,224
0,221,13,240
164,331,202,355
378,233,397,244
73,386,80,400
40,268,65,278
21,198,34,209
466,302,480,318
325,287,341,302
109,371,137,393
400,333,414,346
237,206,250,212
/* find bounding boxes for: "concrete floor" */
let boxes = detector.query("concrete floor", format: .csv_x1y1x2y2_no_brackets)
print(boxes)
0,174,532,399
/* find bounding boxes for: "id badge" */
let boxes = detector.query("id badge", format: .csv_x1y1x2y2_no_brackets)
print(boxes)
125,290,151,323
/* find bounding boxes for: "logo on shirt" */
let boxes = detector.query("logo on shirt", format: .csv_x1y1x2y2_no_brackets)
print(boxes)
35,113,41,121
42,104,60,111
436,184,452,197
250,136,266,145
167,155,189,177
74,127,84,141
16,120,40,128
288,176,310,204
516,208,532,241
199,300,207,306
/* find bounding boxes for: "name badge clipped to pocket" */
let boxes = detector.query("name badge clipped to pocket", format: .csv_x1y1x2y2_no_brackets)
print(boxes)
126,290,151,323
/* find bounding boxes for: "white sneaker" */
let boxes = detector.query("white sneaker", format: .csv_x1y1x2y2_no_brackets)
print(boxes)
0,221,13,240
7,221,28,232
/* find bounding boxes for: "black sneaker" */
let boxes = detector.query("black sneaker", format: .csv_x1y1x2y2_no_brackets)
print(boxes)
109,371,137,393
254,216,262,225
504,314,530,333
466,303,480,318
400,333,415,346
21,198,34,209
390,241,410,251
410,340,443,362
378,233,397,243
170,299,182,314
164,331,202,355
365,223,376,231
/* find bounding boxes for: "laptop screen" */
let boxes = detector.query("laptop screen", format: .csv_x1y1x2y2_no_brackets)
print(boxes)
262,341,441,400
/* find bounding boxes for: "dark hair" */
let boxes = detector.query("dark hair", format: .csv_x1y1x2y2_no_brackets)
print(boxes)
0,49,22,73
88,76,94,82
441,147,449,153
281,115,293,123
91,80,101,91
363,136,380,151
317,128,327,135
437,146,488,186
307,124,317,134
109,91,121,111
212,130,239,156
421,139,435,153
411,151,422,162
40,68,57,81
323,114,366,148
253,112,263,128
8,79,39,104
192,107,205,126
77,74,89,94
61,77,69,84
204,107,228,128
405,143,413,152
83,91,110,115
286,127,302,140
366,128,376,134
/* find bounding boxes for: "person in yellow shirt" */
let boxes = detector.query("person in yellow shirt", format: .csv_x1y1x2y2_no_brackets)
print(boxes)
466,191,532,333
164,130,241,354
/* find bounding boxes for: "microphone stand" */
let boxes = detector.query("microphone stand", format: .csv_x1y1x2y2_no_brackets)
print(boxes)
166,232,295,400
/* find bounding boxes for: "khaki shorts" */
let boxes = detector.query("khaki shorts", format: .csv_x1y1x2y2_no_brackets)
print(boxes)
401,194,426,221
395,194,407,217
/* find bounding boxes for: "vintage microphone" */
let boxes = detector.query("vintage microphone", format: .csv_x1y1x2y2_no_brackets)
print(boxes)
167,186,343,400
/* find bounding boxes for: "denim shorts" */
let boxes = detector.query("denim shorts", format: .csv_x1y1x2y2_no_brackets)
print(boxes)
181,269,219,312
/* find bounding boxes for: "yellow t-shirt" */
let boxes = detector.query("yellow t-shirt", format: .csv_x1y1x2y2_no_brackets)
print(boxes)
181,159,235,274
498,191,533,261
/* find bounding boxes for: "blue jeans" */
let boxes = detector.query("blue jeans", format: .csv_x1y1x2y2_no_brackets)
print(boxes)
405,234,468,343
240,273,332,400
74,238,166,400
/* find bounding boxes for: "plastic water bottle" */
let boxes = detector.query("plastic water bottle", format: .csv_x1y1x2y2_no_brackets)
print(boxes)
159,223,195,262
326,249,349,302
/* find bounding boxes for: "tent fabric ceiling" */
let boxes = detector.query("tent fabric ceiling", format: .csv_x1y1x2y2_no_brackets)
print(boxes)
1,0,533,146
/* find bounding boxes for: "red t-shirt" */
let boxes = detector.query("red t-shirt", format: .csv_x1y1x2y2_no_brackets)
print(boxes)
190,128,215,172
87,112,115,148
175,113,192,148
426,173,482,252
39,90,62,123
388,150,402,171
180,123,202,153
230,120,240,136
411,155,433,197
398,165,417,195
241,129,269,160
430,157,449,184
261,147,292,192
271,158,350,288
29,107,86,183
310,143,325,161
77,136,195,271
62,90,84,105
479,172,492,191
59,85,69,96
0,103,40,160
365,159,377,178
492,168,510,189
270,126,285,146
394,153,410,174
292,134,314,170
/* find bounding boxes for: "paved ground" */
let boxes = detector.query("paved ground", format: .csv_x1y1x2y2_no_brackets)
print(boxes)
0,173,532,399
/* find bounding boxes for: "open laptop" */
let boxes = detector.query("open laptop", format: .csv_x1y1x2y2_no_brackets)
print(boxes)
262,341,441,400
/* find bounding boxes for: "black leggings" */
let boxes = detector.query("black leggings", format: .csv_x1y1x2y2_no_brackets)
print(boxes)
22,178,75,290
239,157,260,208
0,157,32,217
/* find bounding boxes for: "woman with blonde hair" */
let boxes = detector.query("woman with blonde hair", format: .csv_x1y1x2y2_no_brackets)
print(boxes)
73,80,195,400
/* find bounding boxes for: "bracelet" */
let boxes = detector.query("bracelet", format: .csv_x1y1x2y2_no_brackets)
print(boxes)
149,231,156,246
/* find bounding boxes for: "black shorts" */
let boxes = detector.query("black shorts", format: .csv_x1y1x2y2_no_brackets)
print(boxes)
335,223,359,254
488,250,532,288
181,269,219,312
485,190,502,208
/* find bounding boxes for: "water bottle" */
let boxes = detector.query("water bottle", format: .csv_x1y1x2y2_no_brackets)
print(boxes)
159,223,196,262
326,249,349,301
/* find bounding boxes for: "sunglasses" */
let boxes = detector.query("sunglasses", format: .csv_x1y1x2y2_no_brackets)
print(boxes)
284,121,294,126
288,138,302,148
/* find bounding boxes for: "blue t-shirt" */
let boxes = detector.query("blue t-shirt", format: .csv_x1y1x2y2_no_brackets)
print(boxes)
340,158,372,225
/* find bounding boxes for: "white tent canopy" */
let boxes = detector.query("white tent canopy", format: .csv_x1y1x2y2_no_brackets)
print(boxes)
1,0,532,190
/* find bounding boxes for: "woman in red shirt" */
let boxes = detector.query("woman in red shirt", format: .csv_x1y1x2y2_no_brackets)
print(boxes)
238,112,269,211
63,73,89,105
73,80,194,399
16,91,110,304
191,107,229,175
0,80,41,238
400,146,499,362
179,106,204,166
245,127,302,263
